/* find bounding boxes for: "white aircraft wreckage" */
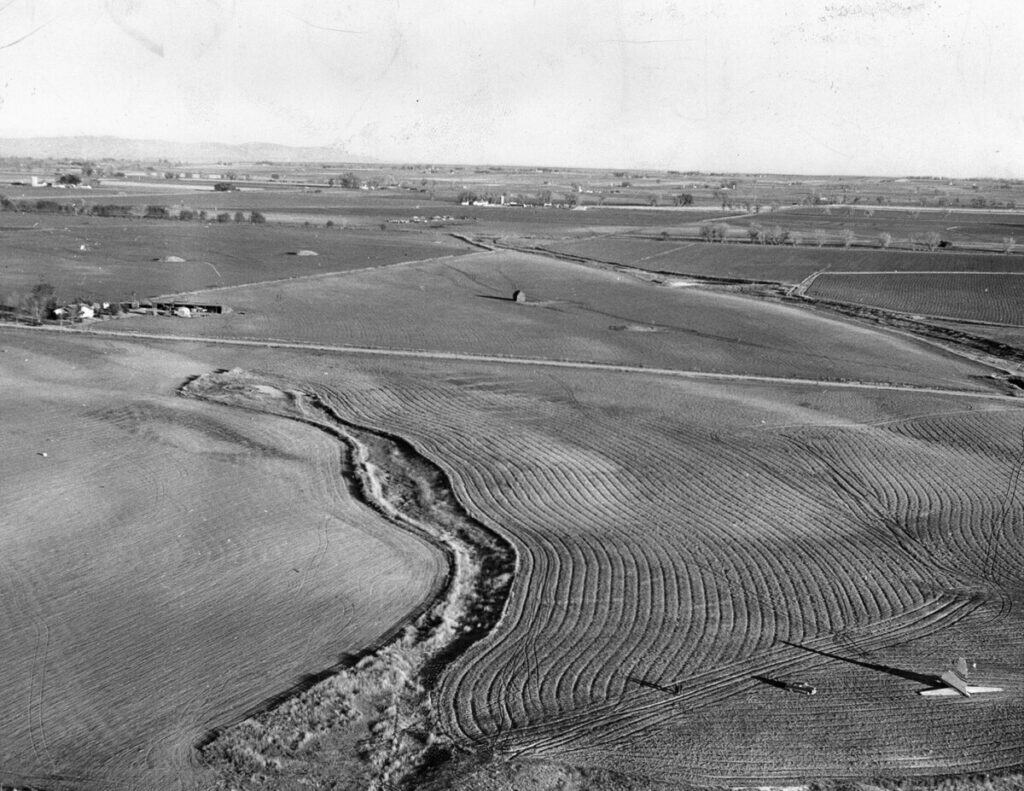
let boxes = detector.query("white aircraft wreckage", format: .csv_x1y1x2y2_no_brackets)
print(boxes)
918,657,1003,698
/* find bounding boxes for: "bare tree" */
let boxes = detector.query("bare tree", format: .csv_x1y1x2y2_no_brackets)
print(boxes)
923,231,942,251
789,231,803,246
841,229,855,248
813,228,828,247
878,231,892,249
1003,236,1016,254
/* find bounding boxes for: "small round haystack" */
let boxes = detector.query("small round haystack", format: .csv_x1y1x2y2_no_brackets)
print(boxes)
158,255,186,263
174,306,192,318
292,249,318,256
512,289,526,303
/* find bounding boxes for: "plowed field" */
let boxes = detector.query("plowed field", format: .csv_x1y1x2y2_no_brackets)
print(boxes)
281,357,1024,786
541,237,1024,283
806,272,1024,325
0,332,444,791
6,229,1024,788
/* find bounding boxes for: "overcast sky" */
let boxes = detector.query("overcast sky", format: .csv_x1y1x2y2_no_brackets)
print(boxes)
0,0,1020,176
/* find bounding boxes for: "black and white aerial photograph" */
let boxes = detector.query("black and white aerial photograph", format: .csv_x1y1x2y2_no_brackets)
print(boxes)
2,1,1023,790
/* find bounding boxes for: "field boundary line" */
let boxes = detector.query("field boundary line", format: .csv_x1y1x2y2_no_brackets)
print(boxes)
147,250,477,301
9,322,1020,402
797,293,1024,330
789,269,825,297
811,270,1024,277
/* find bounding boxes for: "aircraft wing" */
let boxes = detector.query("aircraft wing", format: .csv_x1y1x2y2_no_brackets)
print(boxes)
938,669,971,696
919,685,1002,697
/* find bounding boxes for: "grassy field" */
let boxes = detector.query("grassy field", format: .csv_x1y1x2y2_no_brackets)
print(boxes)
0,331,445,791
806,272,1024,325
0,213,468,302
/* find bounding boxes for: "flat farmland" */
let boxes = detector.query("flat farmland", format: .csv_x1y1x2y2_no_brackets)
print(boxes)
7,184,733,231
806,272,1024,325
223,352,1024,786
0,331,444,791
542,235,1024,283
727,207,1024,246
0,213,468,301
8,200,1024,788
100,250,999,390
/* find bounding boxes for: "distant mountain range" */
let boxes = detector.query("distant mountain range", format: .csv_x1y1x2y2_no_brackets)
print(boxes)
0,136,371,164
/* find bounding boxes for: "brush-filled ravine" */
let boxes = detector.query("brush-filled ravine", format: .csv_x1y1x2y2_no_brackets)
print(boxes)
180,369,517,791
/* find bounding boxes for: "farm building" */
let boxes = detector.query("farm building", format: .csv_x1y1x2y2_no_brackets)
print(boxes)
153,301,230,315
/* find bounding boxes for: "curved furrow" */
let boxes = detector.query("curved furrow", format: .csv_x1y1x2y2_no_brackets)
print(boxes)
515,595,982,762
296,373,1024,782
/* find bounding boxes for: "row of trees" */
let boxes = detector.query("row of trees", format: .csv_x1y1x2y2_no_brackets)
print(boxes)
0,282,58,323
0,195,266,224
695,224,1017,253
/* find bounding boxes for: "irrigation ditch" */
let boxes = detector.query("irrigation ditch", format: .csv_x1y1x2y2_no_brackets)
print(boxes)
179,369,517,790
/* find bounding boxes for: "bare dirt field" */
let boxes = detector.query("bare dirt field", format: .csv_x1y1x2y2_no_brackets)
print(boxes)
805,272,1024,325
0,214,469,301
162,351,1024,787
93,250,1001,390
0,330,444,791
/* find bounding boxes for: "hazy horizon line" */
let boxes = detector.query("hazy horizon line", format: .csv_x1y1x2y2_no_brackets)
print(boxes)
0,133,1019,183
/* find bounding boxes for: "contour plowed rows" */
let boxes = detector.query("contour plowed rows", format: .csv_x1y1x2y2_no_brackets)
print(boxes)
304,368,1024,783
806,272,1024,324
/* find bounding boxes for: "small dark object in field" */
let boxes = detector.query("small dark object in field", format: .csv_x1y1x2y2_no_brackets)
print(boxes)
513,289,526,303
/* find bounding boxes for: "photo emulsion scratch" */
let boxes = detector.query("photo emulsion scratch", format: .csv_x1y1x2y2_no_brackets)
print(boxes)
0,1,1022,790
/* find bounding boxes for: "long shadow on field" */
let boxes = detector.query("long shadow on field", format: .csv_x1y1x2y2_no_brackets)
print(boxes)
477,294,518,303
780,640,940,685
752,675,799,691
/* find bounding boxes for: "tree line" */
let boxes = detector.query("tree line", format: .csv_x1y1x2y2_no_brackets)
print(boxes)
695,222,1016,252
0,196,265,224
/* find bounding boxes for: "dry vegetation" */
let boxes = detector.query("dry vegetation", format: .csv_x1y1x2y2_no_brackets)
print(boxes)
182,368,515,791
